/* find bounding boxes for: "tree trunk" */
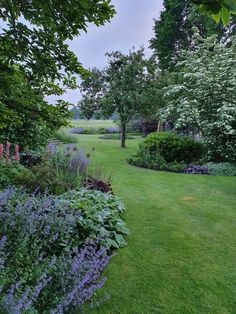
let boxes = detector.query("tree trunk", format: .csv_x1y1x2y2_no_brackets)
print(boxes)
121,122,126,148
157,120,163,132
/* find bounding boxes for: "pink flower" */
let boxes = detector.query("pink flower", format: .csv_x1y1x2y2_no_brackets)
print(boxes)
0,144,3,159
14,145,20,161
6,142,11,161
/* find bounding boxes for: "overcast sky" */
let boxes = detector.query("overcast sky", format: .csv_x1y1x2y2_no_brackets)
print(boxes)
48,0,163,104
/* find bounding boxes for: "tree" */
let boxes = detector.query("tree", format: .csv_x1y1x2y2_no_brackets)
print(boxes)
0,1,115,149
150,0,232,70
160,31,236,162
0,0,115,95
0,62,70,149
80,49,160,148
192,0,236,25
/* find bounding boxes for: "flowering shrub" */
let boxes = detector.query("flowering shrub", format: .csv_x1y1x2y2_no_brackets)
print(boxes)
0,187,128,313
184,164,209,175
160,33,236,162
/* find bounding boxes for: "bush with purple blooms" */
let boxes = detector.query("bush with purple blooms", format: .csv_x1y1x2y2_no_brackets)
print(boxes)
184,164,209,175
70,127,84,134
0,187,128,313
106,127,120,134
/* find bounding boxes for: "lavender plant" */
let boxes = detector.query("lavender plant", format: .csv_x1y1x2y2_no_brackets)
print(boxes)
184,164,209,175
0,240,110,313
0,187,127,313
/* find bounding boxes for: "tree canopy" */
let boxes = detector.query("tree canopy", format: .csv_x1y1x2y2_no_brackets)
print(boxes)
79,49,160,147
160,31,236,162
0,62,70,149
0,0,115,149
0,0,115,95
150,0,235,70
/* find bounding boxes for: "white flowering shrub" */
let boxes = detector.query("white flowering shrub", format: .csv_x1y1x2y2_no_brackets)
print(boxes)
161,30,236,162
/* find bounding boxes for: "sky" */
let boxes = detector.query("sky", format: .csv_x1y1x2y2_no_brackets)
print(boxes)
48,0,164,104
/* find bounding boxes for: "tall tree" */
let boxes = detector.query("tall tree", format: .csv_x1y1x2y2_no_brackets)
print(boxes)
79,49,159,148
0,0,115,95
0,1,115,149
150,0,228,70
160,30,236,162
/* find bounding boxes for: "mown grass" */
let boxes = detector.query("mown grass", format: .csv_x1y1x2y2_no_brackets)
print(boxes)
76,135,236,314
70,119,116,129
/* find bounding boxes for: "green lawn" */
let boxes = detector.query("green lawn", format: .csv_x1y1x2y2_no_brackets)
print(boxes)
70,119,116,129
77,135,236,314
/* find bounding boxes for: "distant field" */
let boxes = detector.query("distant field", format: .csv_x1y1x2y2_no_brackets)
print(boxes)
70,119,116,129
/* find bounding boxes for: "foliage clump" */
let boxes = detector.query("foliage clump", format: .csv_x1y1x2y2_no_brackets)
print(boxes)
127,132,204,172
206,162,236,176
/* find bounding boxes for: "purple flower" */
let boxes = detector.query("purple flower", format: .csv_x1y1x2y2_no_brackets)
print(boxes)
70,127,84,134
106,127,120,134
184,164,209,175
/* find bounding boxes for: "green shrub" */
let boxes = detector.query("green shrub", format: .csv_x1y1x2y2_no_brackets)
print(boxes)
166,161,186,173
0,159,26,189
53,131,78,144
127,153,186,173
97,127,107,134
206,162,236,176
83,128,94,134
143,132,203,163
127,132,203,173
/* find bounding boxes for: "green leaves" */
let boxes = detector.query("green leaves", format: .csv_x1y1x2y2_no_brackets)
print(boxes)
150,0,224,71
221,6,230,24
0,0,115,94
0,61,71,149
62,189,129,249
193,0,236,25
